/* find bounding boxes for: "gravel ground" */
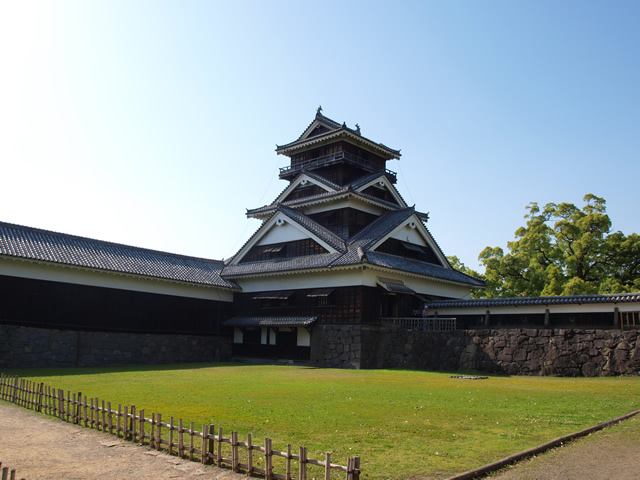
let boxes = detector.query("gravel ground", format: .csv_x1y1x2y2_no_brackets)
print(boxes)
1,401,639,480
0,402,244,480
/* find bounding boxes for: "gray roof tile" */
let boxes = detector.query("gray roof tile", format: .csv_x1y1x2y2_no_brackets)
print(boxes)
0,221,239,290
427,293,640,309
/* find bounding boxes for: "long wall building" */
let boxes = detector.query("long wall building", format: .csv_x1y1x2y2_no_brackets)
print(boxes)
2,110,637,371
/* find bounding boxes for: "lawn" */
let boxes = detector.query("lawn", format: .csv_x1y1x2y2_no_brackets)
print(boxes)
3,364,640,479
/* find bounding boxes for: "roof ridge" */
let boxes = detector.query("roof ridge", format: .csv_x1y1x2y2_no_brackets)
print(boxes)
276,204,347,253
0,221,224,264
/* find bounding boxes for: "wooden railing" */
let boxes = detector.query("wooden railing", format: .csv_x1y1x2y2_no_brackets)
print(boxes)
381,317,457,331
279,151,396,182
0,374,361,480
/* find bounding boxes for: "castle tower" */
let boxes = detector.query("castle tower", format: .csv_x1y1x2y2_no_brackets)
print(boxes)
222,110,483,367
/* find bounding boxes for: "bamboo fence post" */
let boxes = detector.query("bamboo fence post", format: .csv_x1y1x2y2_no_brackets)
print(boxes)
265,438,273,480
286,444,292,480
189,422,195,461
71,393,77,424
123,406,129,440
75,392,82,424
131,405,137,442
83,396,88,427
247,433,253,477
57,389,64,420
324,452,331,480
178,418,184,458
231,431,238,472
102,400,107,432
156,413,162,451
39,383,45,413
353,456,360,480
117,404,122,437
151,414,157,449
200,424,208,464
217,427,224,467
11,376,18,405
139,409,145,445
107,402,113,435
299,446,307,480
66,390,71,422
169,416,174,455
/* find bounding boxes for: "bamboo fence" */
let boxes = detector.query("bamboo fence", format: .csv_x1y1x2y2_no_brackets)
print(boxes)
0,462,26,480
0,374,360,480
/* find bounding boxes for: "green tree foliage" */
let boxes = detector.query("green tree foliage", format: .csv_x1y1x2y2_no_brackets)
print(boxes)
477,194,640,297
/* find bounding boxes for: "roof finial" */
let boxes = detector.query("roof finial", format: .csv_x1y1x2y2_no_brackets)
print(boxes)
355,123,361,135
316,105,323,116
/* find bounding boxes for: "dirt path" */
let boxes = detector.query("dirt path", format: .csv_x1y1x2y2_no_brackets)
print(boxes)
2,401,640,480
487,414,640,480
0,402,244,480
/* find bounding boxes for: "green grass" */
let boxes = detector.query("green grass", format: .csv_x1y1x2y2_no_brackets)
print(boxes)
4,364,640,479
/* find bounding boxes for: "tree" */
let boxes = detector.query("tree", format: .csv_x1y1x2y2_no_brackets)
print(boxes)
477,194,639,297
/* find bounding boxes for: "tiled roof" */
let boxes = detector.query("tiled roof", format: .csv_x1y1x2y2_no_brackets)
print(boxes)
426,293,640,309
276,112,401,159
222,252,342,277
224,317,317,327
276,205,347,252
225,204,483,287
0,221,239,290
366,252,486,287
247,190,401,218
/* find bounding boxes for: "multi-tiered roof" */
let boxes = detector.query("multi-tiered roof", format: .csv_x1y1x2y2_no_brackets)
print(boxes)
223,110,484,290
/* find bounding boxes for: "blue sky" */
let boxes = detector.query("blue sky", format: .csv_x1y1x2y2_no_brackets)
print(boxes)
1,1,638,270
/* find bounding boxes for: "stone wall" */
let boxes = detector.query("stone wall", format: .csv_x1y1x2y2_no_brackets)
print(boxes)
0,324,232,368
310,324,363,369
373,327,640,377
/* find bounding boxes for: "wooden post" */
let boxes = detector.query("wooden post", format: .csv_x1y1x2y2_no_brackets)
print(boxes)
247,433,253,476
286,444,292,480
156,413,162,451
189,422,195,461
544,309,550,328
231,431,238,472
131,406,137,442
484,310,490,327
151,414,157,449
614,307,620,329
107,402,113,435
299,446,307,480
265,438,273,480
57,389,64,420
117,404,122,438
139,409,145,445
169,416,174,455
217,427,223,467
353,456,360,480
324,452,331,480
178,418,184,458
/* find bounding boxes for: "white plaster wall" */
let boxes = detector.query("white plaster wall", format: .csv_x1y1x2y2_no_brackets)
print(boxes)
257,221,309,244
297,327,311,346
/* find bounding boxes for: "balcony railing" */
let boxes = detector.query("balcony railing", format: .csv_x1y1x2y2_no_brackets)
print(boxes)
279,151,397,182
381,317,457,331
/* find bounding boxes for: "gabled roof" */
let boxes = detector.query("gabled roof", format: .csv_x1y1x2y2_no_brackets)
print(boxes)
225,204,482,288
246,170,412,220
276,205,347,253
0,221,240,290
275,110,401,160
